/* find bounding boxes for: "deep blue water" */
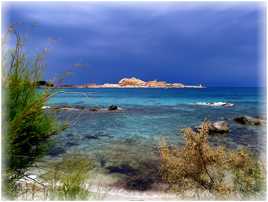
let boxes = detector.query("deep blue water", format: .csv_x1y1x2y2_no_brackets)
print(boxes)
45,87,266,163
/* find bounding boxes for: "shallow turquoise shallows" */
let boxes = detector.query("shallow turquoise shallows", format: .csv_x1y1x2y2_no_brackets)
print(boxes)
44,87,266,162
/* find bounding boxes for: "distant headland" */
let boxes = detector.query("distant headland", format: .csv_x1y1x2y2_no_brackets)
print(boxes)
55,77,204,88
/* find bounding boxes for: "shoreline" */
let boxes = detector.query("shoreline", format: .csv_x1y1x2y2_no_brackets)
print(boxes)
17,162,267,201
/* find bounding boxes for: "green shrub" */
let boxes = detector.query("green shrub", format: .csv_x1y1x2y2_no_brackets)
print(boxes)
159,121,265,199
41,154,94,200
229,149,265,197
2,28,62,199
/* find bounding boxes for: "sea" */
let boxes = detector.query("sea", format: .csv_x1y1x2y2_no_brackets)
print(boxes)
44,87,266,169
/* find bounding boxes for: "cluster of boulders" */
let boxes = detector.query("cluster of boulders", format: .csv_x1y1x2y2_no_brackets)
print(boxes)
195,115,265,136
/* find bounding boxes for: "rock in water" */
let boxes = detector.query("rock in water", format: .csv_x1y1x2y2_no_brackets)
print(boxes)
196,121,229,134
106,164,138,176
48,146,65,156
126,175,154,191
234,116,264,126
90,108,99,112
211,121,229,134
83,134,99,140
108,105,118,111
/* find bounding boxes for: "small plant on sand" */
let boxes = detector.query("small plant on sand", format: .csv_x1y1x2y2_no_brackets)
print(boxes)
41,154,94,200
159,121,265,199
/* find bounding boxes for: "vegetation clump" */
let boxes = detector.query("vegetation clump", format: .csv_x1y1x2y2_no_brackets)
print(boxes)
159,121,265,199
41,154,94,200
2,28,62,199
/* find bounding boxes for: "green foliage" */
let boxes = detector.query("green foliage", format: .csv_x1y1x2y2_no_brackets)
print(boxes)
41,154,94,200
159,121,265,199
229,149,265,197
2,28,61,199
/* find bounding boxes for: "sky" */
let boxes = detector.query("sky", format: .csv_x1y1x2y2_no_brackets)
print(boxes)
3,2,266,87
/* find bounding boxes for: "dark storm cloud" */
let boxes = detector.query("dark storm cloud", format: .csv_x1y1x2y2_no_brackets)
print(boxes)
3,2,266,86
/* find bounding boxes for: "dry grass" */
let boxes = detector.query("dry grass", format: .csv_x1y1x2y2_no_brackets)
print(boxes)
159,121,265,199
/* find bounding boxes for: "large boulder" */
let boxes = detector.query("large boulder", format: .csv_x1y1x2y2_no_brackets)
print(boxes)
234,116,265,126
210,121,229,133
196,121,229,134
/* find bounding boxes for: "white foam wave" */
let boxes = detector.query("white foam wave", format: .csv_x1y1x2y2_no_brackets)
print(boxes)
196,102,234,107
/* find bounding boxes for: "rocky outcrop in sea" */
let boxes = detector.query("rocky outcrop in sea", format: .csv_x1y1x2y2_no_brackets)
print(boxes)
57,77,204,88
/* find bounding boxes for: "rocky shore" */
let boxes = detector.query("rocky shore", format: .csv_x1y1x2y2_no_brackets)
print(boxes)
43,105,123,112
58,77,204,89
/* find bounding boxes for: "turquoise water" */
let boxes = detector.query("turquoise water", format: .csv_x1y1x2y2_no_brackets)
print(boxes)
45,87,266,163
48,87,264,107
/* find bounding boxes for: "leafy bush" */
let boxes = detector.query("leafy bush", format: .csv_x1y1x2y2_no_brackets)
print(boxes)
159,121,265,199
41,154,94,200
2,28,61,198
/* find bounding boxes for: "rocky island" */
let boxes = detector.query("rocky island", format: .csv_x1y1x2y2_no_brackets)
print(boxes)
59,77,204,88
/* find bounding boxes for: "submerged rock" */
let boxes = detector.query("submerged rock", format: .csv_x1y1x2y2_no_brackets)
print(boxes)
126,175,154,191
50,105,83,111
65,141,79,147
83,134,99,140
108,105,118,111
106,164,138,176
234,116,265,126
90,107,99,112
107,159,161,191
48,146,65,156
